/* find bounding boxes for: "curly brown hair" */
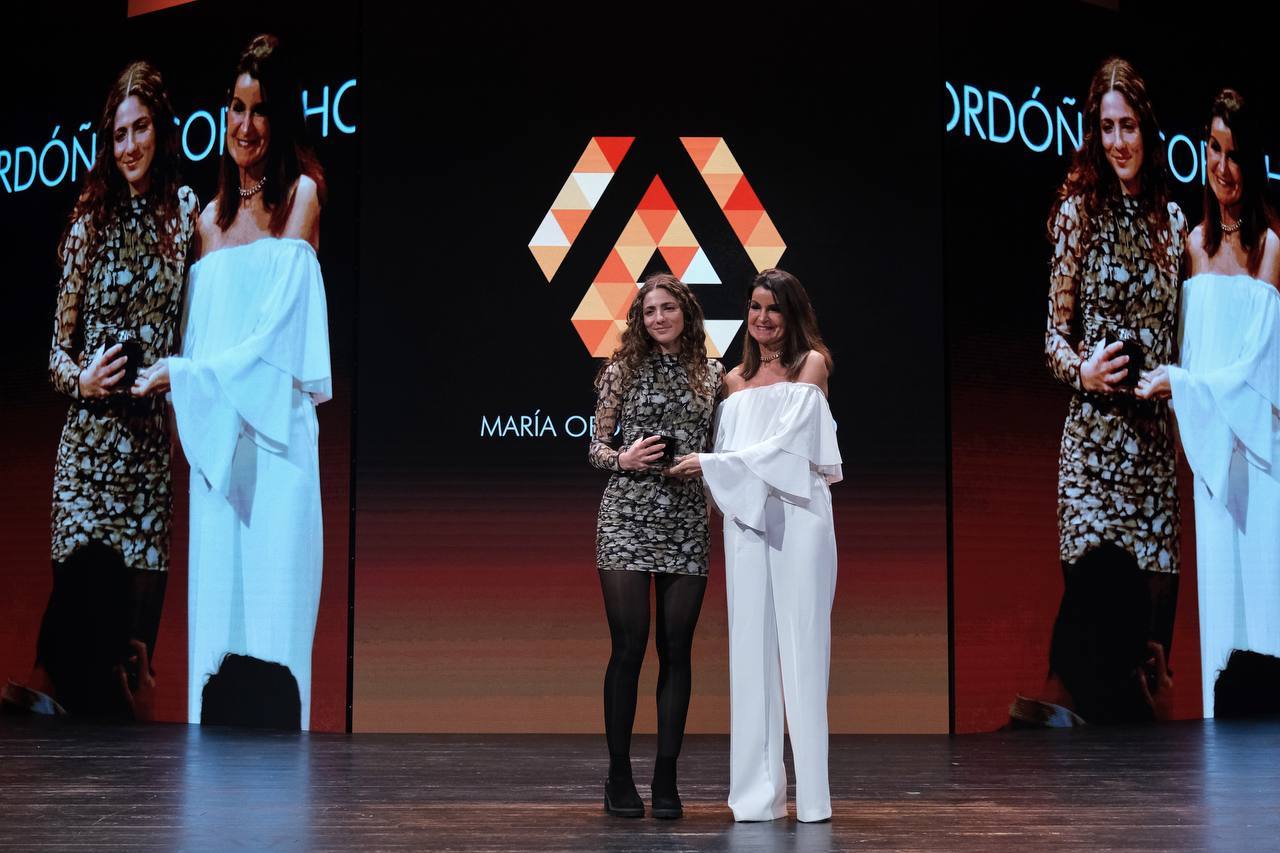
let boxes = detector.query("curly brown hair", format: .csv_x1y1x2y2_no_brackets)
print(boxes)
1047,57,1176,278
59,61,182,265
595,273,712,395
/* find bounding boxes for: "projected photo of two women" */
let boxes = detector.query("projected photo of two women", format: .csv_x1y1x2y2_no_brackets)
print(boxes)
947,6,1280,731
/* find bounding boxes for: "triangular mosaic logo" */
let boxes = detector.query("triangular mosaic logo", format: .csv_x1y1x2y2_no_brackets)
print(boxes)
529,137,786,357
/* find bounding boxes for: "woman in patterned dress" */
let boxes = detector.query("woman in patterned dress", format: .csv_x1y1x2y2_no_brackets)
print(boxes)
4,62,198,718
590,273,724,819
1040,57,1186,722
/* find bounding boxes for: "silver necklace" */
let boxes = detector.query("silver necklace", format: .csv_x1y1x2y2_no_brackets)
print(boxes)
239,175,267,199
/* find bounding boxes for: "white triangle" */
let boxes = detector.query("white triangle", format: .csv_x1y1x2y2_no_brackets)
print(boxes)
682,248,721,284
573,172,614,208
705,320,743,356
529,211,569,247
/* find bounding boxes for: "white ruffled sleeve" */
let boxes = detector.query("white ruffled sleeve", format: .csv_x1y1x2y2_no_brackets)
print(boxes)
1169,279,1280,502
170,242,331,497
699,384,842,533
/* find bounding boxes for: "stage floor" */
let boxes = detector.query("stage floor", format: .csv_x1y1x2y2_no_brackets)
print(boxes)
1,717,1276,851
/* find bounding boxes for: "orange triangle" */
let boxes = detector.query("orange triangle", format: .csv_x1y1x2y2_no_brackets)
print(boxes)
573,139,612,173
659,246,698,278
702,172,740,208
638,209,678,243
747,213,785,247
594,280,639,319
552,209,591,243
530,245,570,281
724,177,763,211
595,137,635,172
609,321,627,351
725,210,765,244
595,250,633,284
617,214,656,248
593,322,625,358
638,178,675,211
681,137,720,171
574,318,615,354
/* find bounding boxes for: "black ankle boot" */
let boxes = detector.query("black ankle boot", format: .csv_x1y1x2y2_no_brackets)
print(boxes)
604,754,644,818
650,755,683,819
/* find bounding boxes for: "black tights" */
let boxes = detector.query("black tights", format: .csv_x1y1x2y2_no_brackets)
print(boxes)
599,570,707,773
35,542,168,716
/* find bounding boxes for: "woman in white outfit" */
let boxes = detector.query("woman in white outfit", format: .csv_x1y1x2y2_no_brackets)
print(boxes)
132,35,330,729
668,268,840,822
1138,88,1280,718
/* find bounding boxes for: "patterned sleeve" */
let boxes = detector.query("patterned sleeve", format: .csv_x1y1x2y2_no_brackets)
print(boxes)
170,186,201,353
705,360,726,451
1167,202,1189,363
1169,202,1188,273
179,186,201,244
589,361,625,472
49,219,89,399
1046,195,1085,391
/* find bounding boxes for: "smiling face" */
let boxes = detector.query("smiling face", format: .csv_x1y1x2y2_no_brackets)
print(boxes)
642,286,685,353
1207,115,1243,215
1100,89,1144,195
747,286,786,353
112,95,155,196
227,72,270,175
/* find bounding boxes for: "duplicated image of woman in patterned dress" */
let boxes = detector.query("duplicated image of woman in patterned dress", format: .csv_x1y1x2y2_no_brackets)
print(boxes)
1033,57,1187,724
1,62,199,719
590,273,725,819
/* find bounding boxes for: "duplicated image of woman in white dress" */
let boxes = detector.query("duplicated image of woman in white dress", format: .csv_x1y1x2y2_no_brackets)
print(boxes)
1138,89,1280,718
132,35,330,729
668,268,841,823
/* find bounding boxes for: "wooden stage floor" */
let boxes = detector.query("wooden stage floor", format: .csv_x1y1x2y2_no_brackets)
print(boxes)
1,717,1276,851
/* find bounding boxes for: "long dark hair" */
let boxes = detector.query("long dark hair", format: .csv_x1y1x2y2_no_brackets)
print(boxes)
740,268,832,381
60,61,181,261
595,273,712,395
1048,57,1175,275
215,34,326,234
1202,89,1276,275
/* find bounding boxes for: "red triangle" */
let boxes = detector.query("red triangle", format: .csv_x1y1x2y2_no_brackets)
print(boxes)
552,209,591,243
595,250,634,284
638,177,675,211
573,318,615,353
595,137,635,172
724,177,763,211
659,246,699,278
638,209,678,243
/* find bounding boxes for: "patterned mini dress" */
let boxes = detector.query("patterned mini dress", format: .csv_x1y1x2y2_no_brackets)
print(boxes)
1045,193,1186,574
48,187,199,572
590,353,725,576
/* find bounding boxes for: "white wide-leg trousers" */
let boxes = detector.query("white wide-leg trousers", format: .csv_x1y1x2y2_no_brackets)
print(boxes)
725,486,836,823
